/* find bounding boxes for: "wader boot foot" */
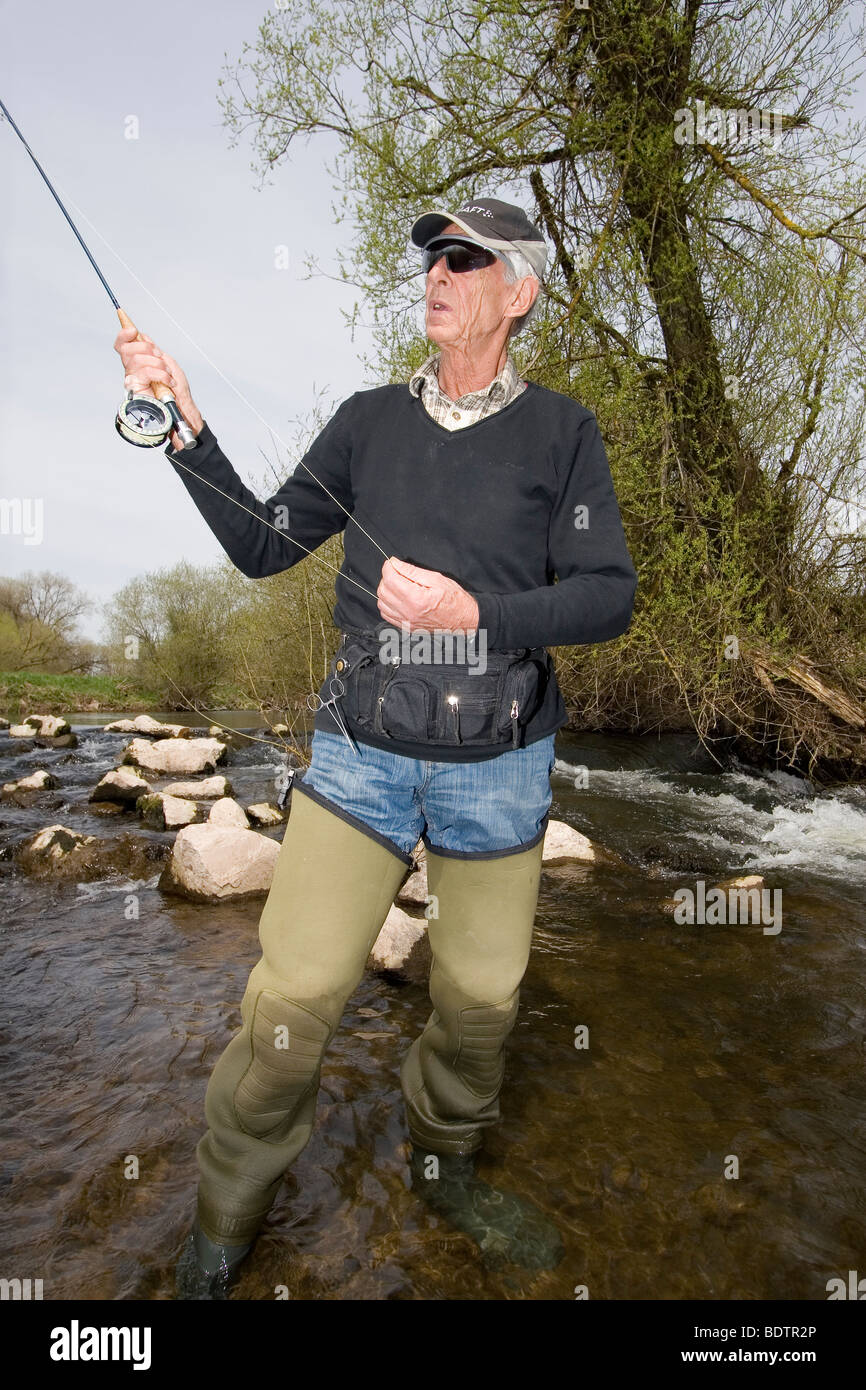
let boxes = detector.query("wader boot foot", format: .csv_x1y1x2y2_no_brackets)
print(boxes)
410,1147,564,1272
174,1221,253,1300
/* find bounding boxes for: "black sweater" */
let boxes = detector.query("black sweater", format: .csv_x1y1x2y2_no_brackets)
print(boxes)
165,382,637,759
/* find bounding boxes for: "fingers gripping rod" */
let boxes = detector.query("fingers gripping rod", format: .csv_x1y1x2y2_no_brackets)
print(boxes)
115,306,198,450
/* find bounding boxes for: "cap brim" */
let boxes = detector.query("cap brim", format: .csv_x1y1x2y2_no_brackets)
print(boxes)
411,208,546,277
410,210,459,247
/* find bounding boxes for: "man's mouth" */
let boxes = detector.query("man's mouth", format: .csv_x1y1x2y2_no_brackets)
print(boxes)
428,300,450,311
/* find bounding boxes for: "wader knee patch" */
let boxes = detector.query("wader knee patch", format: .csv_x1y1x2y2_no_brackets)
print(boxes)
455,997,519,1098
233,991,331,1141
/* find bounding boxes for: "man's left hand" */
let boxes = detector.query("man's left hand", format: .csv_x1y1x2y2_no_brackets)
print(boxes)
377,557,480,633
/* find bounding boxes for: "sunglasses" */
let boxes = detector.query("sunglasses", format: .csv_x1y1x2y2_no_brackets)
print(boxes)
421,237,499,275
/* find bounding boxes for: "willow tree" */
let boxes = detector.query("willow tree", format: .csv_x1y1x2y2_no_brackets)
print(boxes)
219,0,866,775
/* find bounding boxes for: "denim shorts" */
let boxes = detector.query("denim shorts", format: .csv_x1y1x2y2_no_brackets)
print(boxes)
295,730,557,861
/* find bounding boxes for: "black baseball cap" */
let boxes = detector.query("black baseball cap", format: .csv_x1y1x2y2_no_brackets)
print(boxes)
411,197,547,278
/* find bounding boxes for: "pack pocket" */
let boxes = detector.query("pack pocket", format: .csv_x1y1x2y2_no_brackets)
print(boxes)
497,656,548,745
429,669,501,744
329,637,378,725
375,672,435,741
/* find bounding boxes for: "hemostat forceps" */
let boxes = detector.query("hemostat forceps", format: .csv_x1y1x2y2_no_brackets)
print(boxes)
306,676,361,757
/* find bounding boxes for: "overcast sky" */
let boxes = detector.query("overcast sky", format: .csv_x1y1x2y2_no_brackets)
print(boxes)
0,0,418,638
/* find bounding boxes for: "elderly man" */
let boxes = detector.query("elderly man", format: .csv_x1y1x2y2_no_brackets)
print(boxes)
115,197,637,1297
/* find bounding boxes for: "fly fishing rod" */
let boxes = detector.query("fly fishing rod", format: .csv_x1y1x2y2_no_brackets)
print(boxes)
0,95,197,449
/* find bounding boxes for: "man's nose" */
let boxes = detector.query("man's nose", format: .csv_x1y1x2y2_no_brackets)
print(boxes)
428,256,453,287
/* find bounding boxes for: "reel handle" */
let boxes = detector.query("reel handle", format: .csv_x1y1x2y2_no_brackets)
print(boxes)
116,307,197,449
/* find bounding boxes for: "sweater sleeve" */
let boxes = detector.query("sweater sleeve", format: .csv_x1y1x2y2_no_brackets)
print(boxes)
470,412,637,649
163,397,356,579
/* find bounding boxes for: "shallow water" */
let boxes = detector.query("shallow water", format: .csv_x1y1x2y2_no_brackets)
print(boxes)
1,723,864,1300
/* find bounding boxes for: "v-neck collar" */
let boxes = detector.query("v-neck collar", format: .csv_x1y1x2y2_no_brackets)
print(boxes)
407,379,539,438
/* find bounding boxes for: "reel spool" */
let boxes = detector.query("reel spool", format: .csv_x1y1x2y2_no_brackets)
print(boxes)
114,308,198,450
116,391,190,448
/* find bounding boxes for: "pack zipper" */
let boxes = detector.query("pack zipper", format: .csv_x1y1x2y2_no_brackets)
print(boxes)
447,694,461,743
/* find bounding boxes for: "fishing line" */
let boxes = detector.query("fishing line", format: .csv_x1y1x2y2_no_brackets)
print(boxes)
166,457,382,602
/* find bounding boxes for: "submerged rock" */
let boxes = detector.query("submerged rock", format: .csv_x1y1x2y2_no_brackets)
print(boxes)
208,797,249,829
137,793,199,831
19,824,93,862
16,825,167,880
162,775,233,800
122,737,226,775
715,874,765,891
0,716,9,731
34,733,78,749
368,905,431,984
89,767,152,806
207,724,240,746
159,824,280,902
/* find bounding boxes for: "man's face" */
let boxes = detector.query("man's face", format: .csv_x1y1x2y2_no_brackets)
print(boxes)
424,222,527,349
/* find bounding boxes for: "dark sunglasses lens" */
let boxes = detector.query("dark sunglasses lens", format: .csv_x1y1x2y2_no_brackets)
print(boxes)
422,243,496,274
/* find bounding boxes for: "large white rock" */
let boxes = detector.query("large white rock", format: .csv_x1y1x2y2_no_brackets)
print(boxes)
104,714,189,737
89,767,152,805
208,797,249,829
542,819,601,864
369,905,430,978
133,714,190,738
23,714,72,737
2,769,57,796
162,775,233,800
159,824,280,902
9,724,37,739
137,793,199,830
122,737,225,775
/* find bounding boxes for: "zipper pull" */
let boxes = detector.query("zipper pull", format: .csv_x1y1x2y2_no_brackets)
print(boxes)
448,694,461,743
511,698,519,747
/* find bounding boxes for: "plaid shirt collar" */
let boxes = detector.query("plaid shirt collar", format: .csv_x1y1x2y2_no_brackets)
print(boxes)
408,352,526,428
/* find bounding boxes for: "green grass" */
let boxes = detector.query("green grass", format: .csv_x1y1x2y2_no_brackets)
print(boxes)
1,671,163,717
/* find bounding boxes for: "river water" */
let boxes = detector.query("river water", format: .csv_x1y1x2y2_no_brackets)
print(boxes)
1,716,864,1300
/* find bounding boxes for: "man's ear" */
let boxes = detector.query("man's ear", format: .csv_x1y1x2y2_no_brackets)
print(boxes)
505,275,539,325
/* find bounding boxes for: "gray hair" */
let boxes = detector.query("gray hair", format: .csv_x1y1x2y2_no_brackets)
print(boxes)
498,247,542,338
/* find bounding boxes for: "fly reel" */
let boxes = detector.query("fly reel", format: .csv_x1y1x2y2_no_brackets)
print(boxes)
116,390,196,449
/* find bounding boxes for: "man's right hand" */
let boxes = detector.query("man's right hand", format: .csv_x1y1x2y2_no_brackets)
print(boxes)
113,326,204,447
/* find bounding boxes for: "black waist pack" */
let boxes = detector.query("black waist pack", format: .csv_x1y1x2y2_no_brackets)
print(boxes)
320,629,552,751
